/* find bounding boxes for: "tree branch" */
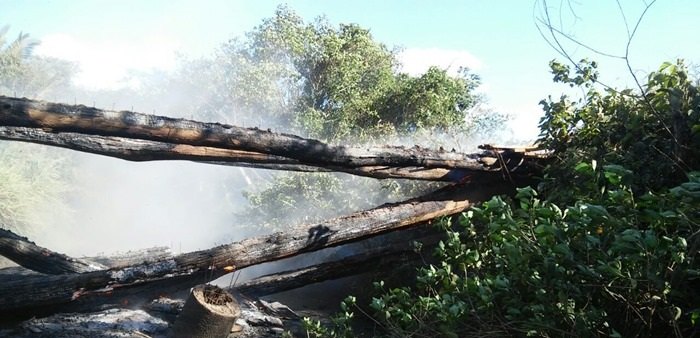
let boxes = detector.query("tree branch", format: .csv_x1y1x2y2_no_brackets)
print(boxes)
0,96,508,170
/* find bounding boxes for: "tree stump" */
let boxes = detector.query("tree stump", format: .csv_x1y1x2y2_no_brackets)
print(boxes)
171,284,240,338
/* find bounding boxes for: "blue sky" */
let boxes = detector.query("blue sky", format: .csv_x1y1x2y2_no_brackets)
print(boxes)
1,0,699,140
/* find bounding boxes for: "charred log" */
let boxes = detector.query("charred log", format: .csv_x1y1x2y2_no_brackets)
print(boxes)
0,228,105,274
0,126,483,181
0,96,543,171
0,181,512,317
236,245,426,298
171,284,240,338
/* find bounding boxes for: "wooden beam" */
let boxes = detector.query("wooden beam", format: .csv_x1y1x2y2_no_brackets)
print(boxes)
235,228,444,297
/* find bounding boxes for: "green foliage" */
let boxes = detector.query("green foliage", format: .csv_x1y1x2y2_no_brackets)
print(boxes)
0,25,38,84
304,296,357,338
0,143,72,235
0,26,75,237
306,60,700,338
236,6,491,231
0,25,75,98
241,172,441,228
539,59,700,199
378,67,481,134
214,5,486,141
309,170,699,337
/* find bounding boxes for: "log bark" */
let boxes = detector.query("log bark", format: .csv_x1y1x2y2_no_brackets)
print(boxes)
0,96,520,170
234,231,442,298
0,181,510,317
0,228,106,274
0,126,478,181
85,247,173,269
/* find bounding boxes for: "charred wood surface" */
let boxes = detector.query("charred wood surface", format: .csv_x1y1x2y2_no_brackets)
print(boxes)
0,96,543,171
234,232,443,298
0,182,512,317
0,126,476,181
85,247,173,269
0,228,105,274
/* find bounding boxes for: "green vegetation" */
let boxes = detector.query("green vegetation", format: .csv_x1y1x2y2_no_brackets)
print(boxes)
0,144,72,234
0,25,75,99
213,6,493,142
539,59,700,199
241,172,442,228
0,26,74,237
233,7,502,229
3,8,698,337
305,61,700,337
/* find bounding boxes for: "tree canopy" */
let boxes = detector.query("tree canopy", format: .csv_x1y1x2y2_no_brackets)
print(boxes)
212,6,487,141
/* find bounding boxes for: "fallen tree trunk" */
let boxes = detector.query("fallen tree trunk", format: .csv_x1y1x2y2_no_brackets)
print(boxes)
0,228,105,274
0,96,538,170
0,228,172,274
234,233,441,298
0,181,511,317
86,247,173,269
0,126,482,182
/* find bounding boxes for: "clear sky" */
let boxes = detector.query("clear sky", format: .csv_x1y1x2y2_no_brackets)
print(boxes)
1,0,699,140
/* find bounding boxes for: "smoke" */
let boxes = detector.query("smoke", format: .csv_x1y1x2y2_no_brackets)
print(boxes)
37,153,255,257
0,17,524,306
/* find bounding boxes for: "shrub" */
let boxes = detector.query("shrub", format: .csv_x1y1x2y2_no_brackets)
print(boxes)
304,60,700,337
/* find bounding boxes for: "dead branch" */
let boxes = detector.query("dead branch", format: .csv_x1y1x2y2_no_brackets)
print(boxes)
0,96,523,170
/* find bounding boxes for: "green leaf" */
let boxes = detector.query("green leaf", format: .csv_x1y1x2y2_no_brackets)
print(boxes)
691,310,700,326
574,162,592,174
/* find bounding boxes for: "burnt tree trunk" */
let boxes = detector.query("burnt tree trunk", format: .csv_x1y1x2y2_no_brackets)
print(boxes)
0,228,105,274
234,230,443,298
0,96,541,171
0,182,512,317
171,284,240,338
0,126,485,182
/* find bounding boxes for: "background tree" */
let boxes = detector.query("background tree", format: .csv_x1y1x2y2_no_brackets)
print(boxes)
0,26,74,238
223,6,505,228
207,6,496,142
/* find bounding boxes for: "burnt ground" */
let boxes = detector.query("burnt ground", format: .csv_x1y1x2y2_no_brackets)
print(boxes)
0,275,383,338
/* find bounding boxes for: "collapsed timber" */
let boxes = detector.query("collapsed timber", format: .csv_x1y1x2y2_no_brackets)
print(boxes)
0,96,549,323
0,96,548,182
0,180,522,319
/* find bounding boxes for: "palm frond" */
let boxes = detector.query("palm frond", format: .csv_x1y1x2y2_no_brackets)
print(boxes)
6,32,39,59
0,26,39,60
0,25,10,48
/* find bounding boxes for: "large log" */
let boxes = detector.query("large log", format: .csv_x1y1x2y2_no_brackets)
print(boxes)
234,229,443,298
0,227,173,275
0,228,105,274
0,126,478,182
0,181,509,317
0,96,527,170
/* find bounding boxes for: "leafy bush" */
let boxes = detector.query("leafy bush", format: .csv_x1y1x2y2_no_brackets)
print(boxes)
308,168,699,337
304,60,700,337
539,60,700,199
0,143,72,235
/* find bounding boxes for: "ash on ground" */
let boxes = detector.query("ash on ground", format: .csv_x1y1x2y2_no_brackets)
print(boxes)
0,295,327,338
